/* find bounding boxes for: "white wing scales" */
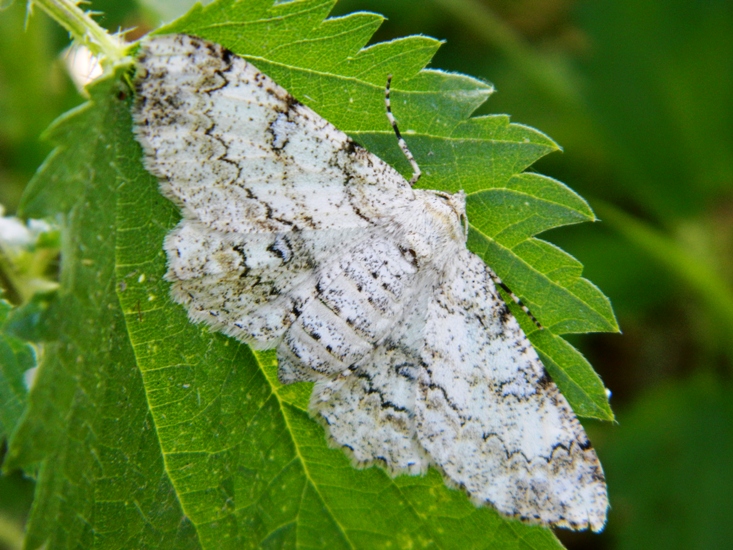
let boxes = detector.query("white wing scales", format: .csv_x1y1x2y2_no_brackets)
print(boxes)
311,277,433,473
165,222,363,345
133,33,608,532
417,249,607,530
277,231,425,383
312,343,430,474
134,34,409,235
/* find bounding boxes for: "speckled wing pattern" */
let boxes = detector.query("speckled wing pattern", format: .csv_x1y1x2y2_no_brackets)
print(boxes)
132,33,608,531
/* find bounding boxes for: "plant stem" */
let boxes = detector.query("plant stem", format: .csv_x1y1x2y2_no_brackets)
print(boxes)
29,0,128,65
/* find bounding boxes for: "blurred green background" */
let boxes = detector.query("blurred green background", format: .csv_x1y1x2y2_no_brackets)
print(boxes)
1,0,732,548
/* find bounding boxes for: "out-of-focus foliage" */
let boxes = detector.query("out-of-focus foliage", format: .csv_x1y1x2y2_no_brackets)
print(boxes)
1,0,731,549
0,3,72,212
603,374,733,550
0,294,37,550
0,0,142,214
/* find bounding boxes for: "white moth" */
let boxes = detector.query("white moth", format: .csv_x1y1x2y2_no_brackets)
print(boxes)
133,33,608,531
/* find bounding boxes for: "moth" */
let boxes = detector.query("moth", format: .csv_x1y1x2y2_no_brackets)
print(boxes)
133,33,608,531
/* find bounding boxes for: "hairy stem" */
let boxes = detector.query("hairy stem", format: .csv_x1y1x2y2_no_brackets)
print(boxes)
28,0,128,65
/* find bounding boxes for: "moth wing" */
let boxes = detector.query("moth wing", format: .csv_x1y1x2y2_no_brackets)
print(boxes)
307,270,434,473
166,216,427,362
416,249,608,531
165,221,371,346
134,33,419,347
133,34,410,236
275,226,429,383
310,342,430,474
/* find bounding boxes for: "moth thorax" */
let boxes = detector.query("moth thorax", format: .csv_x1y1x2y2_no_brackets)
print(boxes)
402,190,466,261
422,189,466,237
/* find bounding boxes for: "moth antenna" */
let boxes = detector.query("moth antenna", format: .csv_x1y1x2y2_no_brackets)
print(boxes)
487,270,543,330
385,75,421,186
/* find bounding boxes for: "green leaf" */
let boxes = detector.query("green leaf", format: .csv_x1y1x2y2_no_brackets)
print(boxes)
2,291,58,344
137,0,212,24
9,70,199,549
465,174,615,420
8,0,616,547
0,298,35,442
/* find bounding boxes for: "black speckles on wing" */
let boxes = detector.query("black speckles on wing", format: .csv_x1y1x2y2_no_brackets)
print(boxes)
310,324,431,475
276,232,424,383
415,249,608,532
133,33,412,237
